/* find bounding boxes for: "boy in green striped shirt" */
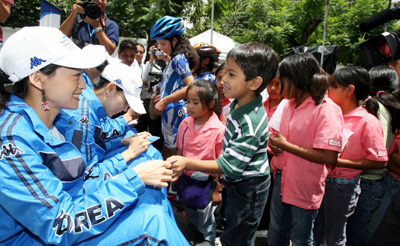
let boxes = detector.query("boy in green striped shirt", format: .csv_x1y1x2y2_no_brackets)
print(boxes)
168,42,279,246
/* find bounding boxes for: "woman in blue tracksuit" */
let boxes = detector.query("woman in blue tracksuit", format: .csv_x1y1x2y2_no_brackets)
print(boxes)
55,61,162,180
0,26,189,245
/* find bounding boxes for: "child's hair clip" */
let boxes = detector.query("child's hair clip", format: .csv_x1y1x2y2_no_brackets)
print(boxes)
376,90,386,96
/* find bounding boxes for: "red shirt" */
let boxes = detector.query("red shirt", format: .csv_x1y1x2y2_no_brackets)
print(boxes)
263,98,279,121
271,96,343,210
390,134,400,179
330,107,388,179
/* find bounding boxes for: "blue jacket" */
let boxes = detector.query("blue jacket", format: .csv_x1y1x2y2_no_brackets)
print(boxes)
55,76,162,179
0,95,188,245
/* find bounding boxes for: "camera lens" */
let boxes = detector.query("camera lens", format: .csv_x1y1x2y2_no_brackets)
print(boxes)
85,2,101,19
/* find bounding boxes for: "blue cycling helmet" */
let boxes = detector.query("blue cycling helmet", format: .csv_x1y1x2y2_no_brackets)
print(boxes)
150,16,185,40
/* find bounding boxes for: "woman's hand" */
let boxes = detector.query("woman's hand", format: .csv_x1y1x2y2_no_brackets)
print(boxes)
121,132,151,146
121,135,150,162
133,160,173,187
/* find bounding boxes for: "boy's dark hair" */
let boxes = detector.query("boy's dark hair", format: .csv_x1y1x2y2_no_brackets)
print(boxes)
0,64,60,113
333,66,371,101
119,39,136,53
369,65,399,95
279,53,328,105
186,79,222,118
226,42,279,94
171,37,199,70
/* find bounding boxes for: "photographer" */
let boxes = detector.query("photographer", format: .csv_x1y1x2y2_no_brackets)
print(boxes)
60,0,119,55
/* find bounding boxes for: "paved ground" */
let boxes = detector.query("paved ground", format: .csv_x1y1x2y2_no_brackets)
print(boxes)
174,206,268,246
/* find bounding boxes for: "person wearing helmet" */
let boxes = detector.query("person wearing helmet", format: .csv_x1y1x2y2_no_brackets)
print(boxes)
0,26,189,245
150,15,199,158
193,42,221,84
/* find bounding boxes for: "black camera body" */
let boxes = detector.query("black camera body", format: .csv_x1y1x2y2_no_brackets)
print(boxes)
79,1,101,20
361,31,400,68
359,5,400,67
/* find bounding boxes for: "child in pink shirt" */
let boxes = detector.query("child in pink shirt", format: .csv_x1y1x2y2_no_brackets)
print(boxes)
267,53,343,246
215,63,231,123
313,66,388,246
176,79,225,245
263,74,283,120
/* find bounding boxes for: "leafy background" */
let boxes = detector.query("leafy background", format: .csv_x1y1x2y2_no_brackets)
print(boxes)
4,0,397,66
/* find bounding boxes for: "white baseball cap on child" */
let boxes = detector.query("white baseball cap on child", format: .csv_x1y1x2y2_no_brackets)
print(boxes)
101,63,147,114
0,26,106,83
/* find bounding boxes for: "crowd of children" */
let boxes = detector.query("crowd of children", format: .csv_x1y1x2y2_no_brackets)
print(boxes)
143,16,400,246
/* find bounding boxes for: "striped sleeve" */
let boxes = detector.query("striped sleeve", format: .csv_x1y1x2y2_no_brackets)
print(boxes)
217,134,260,180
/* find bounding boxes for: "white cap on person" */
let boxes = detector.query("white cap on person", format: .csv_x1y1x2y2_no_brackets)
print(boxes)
0,26,106,83
101,63,147,114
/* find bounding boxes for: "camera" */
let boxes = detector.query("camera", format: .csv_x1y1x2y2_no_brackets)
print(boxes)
361,31,400,68
152,48,163,56
79,1,101,20
359,5,400,67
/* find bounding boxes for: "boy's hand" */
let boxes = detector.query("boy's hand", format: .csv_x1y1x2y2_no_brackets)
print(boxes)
167,156,188,181
269,132,286,155
133,160,173,187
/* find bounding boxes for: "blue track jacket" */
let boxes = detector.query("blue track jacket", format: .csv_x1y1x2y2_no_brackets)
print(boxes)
0,95,189,245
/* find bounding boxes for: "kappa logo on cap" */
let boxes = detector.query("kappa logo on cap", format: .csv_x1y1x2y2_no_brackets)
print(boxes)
30,56,47,69
115,79,122,87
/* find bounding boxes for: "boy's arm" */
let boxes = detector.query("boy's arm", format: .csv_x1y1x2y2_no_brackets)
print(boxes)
168,156,223,181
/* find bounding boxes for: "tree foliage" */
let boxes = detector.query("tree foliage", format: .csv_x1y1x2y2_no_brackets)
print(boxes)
3,0,397,66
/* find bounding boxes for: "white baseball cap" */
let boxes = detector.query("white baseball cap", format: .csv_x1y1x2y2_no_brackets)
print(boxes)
101,63,147,114
0,26,106,83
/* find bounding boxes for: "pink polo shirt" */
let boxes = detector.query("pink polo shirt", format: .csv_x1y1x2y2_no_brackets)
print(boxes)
274,96,343,210
263,98,279,120
330,107,388,179
176,112,225,176
390,135,400,179
264,98,280,154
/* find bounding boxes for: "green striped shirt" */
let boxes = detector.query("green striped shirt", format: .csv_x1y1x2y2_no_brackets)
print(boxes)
216,95,270,181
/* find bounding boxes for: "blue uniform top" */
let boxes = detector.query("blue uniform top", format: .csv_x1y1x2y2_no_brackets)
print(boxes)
160,53,192,110
0,95,147,245
195,71,216,84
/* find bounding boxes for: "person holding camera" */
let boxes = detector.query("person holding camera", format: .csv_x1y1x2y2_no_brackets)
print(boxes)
60,0,119,55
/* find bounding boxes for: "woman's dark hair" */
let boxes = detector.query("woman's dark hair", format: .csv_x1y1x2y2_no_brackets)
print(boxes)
0,64,60,113
279,53,327,105
369,65,399,95
214,63,225,76
171,37,199,70
186,79,222,118
365,65,400,133
93,76,123,92
332,66,371,101
227,42,279,94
